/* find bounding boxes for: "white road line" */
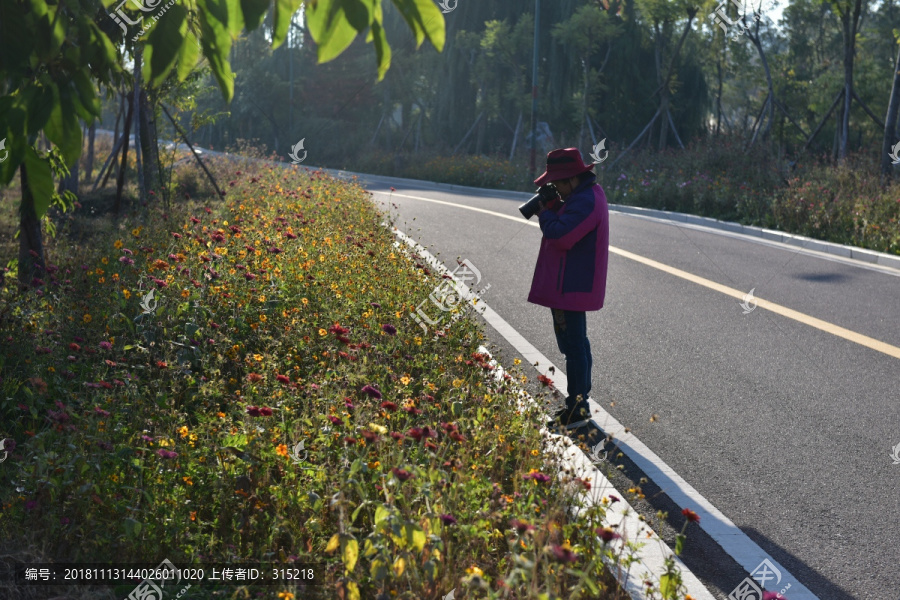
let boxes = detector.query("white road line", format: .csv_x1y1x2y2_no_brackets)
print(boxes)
378,191,822,600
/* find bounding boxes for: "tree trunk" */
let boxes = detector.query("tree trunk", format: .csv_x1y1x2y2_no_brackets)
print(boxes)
85,121,96,184
116,93,134,215
837,0,863,161
139,88,162,198
133,46,146,202
881,38,900,180
17,163,46,288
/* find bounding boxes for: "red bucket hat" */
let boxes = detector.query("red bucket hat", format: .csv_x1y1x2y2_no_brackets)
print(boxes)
534,147,595,187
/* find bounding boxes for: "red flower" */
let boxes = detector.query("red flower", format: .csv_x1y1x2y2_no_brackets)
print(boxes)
537,374,553,386
391,467,413,481
156,361,168,369
328,415,341,425
276,374,291,384
439,514,457,526
69,343,80,352
361,430,379,442
380,401,398,412
247,373,263,383
406,427,424,442
390,431,403,441
259,406,273,416
510,519,535,534
523,471,551,484
247,406,262,417
596,527,621,543
550,544,577,564
682,508,700,523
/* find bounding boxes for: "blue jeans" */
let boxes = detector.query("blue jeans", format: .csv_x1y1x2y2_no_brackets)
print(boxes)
551,308,592,403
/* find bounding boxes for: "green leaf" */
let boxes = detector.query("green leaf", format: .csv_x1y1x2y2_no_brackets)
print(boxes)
145,4,188,87
124,518,143,538
390,0,445,51
402,522,425,552
368,20,391,81
674,533,685,556
304,0,372,63
340,535,358,572
374,504,391,525
23,146,54,219
241,0,269,31
659,573,679,600
71,71,101,118
25,85,56,137
273,0,304,49
45,86,82,165
225,0,246,37
198,0,235,100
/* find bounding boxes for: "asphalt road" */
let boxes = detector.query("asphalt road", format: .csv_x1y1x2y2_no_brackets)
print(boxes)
353,173,900,600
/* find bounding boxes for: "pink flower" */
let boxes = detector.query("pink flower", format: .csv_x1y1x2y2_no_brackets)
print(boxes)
523,471,551,484
597,527,621,543
439,513,457,526
360,385,382,400
550,544,577,564
156,449,178,459
381,324,397,335
99,341,112,350
328,415,341,425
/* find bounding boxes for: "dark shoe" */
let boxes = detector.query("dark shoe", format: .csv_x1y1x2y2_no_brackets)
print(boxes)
546,397,592,431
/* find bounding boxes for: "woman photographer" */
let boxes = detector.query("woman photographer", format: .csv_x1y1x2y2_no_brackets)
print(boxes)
528,148,610,438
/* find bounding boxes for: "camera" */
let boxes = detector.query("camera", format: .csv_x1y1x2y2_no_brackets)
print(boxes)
519,184,559,220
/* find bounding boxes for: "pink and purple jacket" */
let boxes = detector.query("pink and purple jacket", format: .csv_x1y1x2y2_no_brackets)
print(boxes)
527,175,609,312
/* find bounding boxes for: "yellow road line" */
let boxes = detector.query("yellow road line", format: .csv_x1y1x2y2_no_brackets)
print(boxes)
374,190,900,360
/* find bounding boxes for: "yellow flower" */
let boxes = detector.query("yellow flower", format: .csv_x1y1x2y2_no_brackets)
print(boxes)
318,328,327,336
278,593,295,600
514,358,522,365
47,366,55,373
259,314,267,322
114,240,123,249
83,314,92,324
498,435,506,443
400,376,411,385
98,277,105,284
258,295,266,302
301,298,309,305
275,444,289,458
253,354,264,361
131,228,140,237
452,379,463,388
531,449,539,456
466,566,483,577
122,289,131,299
216,412,226,418
182,476,193,486
109,474,119,483
101,257,109,265
178,426,189,438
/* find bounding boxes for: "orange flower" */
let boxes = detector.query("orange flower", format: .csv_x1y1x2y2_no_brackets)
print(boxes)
275,444,289,458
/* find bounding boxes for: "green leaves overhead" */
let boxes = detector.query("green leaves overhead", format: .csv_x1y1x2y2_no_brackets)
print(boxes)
303,0,443,80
